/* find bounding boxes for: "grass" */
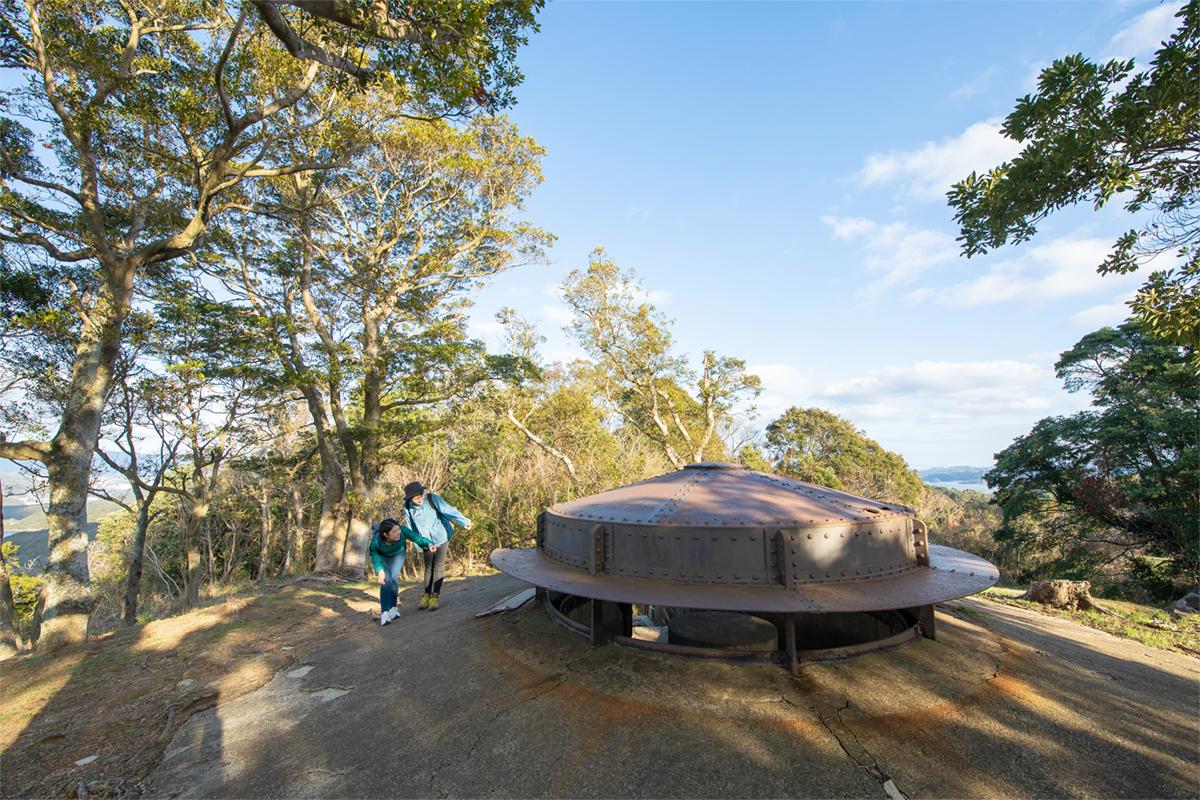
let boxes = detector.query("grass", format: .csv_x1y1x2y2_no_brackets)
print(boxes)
979,586,1200,655
0,576,381,799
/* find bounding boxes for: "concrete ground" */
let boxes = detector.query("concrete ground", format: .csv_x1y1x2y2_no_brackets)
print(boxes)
147,574,1200,799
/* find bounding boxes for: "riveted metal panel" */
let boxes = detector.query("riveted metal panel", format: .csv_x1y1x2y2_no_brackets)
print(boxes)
510,462,999,612
605,525,773,585
542,515,593,569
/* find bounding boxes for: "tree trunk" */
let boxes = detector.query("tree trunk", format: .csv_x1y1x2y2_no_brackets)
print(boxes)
41,449,97,649
182,498,208,609
337,471,374,576
38,263,133,650
121,504,151,626
285,483,304,574
224,522,241,581
0,566,19,659
0,489,21,657
314,467,346,572
203,516,216,584
334,313,381,577
258,484,272,583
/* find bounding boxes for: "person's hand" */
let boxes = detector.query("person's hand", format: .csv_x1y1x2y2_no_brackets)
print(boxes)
376,570,386,585
429,544,439,553
464,521,473,530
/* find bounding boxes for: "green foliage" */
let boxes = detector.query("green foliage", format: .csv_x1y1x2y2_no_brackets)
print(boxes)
986,322,1199,587
2,542,43,641
736,443,772,472
253,0,543,112
949,2,1200,345
561,249,759,467
764,407,924,506
917,485,1002,563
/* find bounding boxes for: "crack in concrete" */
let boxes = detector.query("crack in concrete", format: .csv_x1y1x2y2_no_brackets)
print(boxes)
425,674,567,797
784,685,910,800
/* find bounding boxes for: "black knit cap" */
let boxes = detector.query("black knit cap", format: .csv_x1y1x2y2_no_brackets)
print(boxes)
403,481,426,501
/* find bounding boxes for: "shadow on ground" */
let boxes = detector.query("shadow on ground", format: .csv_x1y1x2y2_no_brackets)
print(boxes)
0,577,381,798
147,574,1199,799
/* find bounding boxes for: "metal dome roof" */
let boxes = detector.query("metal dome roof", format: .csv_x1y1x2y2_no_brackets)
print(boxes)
490,463,998,613
547,462,912,528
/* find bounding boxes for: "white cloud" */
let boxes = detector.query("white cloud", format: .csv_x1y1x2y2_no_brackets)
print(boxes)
751,358,1055,424
747,363,811,422
1104,3,1183,62
625,204,654,220
856,119,1022,201
947,66,999,102
822,215,959,293
1069,294,1135,328
746,353,1097,467
911,236,1132,307
824,360,1044,405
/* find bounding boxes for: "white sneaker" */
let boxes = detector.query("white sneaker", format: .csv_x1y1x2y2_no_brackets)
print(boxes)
380,606,399,625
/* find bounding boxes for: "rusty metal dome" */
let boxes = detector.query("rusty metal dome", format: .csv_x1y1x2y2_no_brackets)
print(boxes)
490,462,998,613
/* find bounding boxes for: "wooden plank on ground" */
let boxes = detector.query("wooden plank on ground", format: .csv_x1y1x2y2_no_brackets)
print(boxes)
475,587,536,618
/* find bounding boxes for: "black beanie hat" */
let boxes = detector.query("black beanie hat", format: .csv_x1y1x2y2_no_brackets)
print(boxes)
404,481,426,501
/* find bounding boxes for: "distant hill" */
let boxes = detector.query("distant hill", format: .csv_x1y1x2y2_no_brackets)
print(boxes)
3,499,127,574
3,498,126,533
919,466,988,483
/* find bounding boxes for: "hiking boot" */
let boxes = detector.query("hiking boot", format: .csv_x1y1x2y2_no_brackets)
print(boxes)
428,595,440,611
418,593,431,610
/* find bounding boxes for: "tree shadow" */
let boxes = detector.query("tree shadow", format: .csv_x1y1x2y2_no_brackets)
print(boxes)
0,577,380,798
5,576,1198,799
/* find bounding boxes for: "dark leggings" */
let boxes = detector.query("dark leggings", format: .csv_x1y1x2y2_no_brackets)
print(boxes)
423,547,446,595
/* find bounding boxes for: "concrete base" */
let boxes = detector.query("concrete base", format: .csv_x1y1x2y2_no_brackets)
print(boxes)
147,574,1200,800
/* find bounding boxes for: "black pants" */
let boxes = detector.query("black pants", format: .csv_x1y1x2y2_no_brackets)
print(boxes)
423,547,447,595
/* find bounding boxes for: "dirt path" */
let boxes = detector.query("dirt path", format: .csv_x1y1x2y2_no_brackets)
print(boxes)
0,578,380,798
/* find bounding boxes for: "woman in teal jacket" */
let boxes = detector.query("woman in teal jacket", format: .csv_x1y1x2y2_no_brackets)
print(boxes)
370,518,433,625
402,482,471,611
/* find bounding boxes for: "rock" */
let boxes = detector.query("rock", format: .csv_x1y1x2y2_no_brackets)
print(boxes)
1168,590,1200,618
1023,580,1098,611
175,679,195,690
73,755,98,767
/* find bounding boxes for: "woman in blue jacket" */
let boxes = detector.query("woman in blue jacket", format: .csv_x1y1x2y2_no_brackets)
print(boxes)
370,518,433,625
403,481,472,611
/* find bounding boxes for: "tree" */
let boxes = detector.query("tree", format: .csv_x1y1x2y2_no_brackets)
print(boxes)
141,283,267,607
0,1,323,646
985,322,1198,589
493,307,580,486
764,407,924,506
92,346,185,626
561,249,761,468
949,2,1199,346
0,0,542,646
225,113,548,574
244,0,542,97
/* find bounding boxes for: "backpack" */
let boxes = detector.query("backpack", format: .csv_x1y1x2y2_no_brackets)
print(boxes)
408,493,456,541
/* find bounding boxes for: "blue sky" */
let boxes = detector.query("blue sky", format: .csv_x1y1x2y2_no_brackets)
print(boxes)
467,0,1184,469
